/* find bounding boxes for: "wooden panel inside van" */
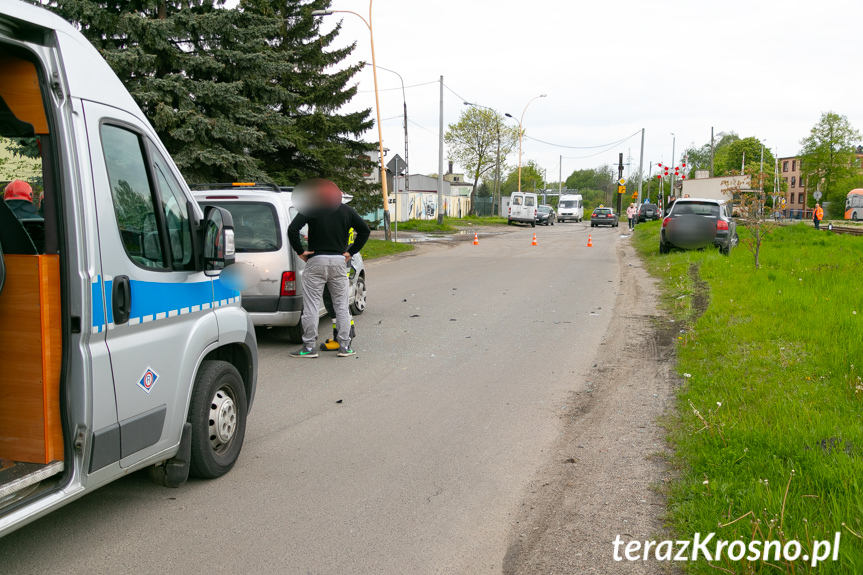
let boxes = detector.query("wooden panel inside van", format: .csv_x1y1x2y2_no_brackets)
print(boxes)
0,254,63,464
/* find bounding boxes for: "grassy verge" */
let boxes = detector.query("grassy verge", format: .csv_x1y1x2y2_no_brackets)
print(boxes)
395,215,507,233
632,221,863,573
359,238,413,260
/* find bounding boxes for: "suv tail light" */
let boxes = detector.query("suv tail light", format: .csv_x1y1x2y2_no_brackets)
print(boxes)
662,217,671,227
280,271,296,296
716,220,729,231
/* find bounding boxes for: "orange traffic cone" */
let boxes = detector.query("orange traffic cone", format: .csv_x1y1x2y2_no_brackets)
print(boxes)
586,234,593,247
531,233,538,246
473,232,479,245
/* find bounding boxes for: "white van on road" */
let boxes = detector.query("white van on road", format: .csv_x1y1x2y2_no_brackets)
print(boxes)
508,192,538,226
557,193,584,222
0,2,257,538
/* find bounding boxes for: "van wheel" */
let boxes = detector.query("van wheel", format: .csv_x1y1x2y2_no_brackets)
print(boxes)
531,221,535,227
188,360,248,479
350,275,367,315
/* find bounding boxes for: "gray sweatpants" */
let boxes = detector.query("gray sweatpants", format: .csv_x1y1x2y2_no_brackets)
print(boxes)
301,255,352,348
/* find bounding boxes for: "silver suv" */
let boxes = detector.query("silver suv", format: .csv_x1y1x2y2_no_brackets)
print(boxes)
193,185,367,342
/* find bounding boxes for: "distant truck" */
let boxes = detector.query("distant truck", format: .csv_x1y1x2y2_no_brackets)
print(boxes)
680,174,751,202
557,193,584,222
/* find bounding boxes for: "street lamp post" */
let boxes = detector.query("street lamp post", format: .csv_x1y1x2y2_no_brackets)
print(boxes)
463,101,501,216
312,3,391,241
375,63,407,240
505,94,546,192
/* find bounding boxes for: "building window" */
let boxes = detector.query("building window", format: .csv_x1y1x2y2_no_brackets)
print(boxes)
791,176,796,188
798,193,804,204
783,161,788,172
784,177,788,185
791,160,796,171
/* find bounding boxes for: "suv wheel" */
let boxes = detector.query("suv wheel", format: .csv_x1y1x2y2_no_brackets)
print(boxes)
350,275,366,315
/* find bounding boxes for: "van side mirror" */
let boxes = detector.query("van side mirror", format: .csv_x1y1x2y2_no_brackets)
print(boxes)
202,205,235,274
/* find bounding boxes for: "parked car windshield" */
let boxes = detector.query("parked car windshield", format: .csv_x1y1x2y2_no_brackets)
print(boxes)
672,202,720,217
537,206,551,213
204,202,280,252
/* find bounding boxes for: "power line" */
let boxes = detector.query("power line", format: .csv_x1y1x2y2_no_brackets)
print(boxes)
523,129,642,150
358,80,438,94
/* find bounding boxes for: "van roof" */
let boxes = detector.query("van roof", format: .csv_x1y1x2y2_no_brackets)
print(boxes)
1,1,147,129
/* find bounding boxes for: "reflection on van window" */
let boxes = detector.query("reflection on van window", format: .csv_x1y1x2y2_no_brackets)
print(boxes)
152,151,194,270
101,124,167,269
525,196,535,207
512,196,522,205
206,202,280,252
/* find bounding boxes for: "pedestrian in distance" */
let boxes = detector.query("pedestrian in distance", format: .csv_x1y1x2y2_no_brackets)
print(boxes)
626,203,637,231
287,179,370,358
813,203,824,230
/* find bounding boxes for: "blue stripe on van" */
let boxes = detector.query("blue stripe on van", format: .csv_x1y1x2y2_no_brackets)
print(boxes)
92,276,106,333
95,277,240,329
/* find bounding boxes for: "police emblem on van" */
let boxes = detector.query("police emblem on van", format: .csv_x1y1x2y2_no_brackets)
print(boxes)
137,368,160,394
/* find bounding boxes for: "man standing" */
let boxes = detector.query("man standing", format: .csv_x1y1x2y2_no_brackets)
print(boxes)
287,179,370,358
813,203,824,230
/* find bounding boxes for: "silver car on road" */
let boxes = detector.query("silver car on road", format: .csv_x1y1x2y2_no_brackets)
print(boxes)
193,184,367,342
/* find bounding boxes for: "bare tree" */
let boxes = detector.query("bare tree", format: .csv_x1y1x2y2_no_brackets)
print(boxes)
722,171,775,269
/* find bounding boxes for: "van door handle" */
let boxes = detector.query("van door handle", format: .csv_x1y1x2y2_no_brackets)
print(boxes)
111,275,131,325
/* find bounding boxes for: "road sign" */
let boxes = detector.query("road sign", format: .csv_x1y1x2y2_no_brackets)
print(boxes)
813,191,822,200
618,178,626,186
617,185,626,194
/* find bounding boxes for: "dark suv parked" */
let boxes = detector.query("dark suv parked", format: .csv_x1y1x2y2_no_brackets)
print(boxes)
659,198,738,255
637,203,659,222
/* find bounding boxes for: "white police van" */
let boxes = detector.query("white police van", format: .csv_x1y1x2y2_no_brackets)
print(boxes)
0,1,257,538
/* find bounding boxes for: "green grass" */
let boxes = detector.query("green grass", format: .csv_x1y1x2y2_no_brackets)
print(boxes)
394,218,457,233
359,238,413,260
395,215,507,233
633,221,863,573
446,215,508,226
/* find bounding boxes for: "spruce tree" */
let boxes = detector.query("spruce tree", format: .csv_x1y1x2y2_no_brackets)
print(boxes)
239,0,378,217
41,0,293,182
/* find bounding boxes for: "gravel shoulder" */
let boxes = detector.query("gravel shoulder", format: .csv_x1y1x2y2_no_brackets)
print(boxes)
501,237,681,575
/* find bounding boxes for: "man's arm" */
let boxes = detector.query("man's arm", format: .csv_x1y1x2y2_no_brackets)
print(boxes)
287,213,309,256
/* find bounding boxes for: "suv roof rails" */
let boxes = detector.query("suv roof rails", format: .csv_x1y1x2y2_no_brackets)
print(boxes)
189,182,282,193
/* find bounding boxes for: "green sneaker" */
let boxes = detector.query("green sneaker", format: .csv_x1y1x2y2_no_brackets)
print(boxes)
337,346,356,357
290,346,319,358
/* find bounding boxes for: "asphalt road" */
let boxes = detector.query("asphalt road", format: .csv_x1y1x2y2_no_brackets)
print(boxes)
0,221,630,575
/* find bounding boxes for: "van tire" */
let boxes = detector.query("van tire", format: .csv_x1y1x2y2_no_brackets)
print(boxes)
188,360,248,479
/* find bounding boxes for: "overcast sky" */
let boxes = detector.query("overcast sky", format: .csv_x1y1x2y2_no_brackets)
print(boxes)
313,0,863,186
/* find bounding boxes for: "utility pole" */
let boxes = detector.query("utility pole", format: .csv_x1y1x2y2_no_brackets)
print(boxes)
437,75,444,225
710,127,715,178
559,154,562,197
494,122,500,215
616,152,624,215
636,128,645,206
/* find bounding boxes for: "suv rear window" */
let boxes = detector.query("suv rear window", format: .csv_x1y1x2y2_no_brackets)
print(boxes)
594,209,611,215
672,202,720,217
204,202,280,252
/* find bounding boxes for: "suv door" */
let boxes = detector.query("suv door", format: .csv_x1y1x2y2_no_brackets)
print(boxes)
84,102,220,469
